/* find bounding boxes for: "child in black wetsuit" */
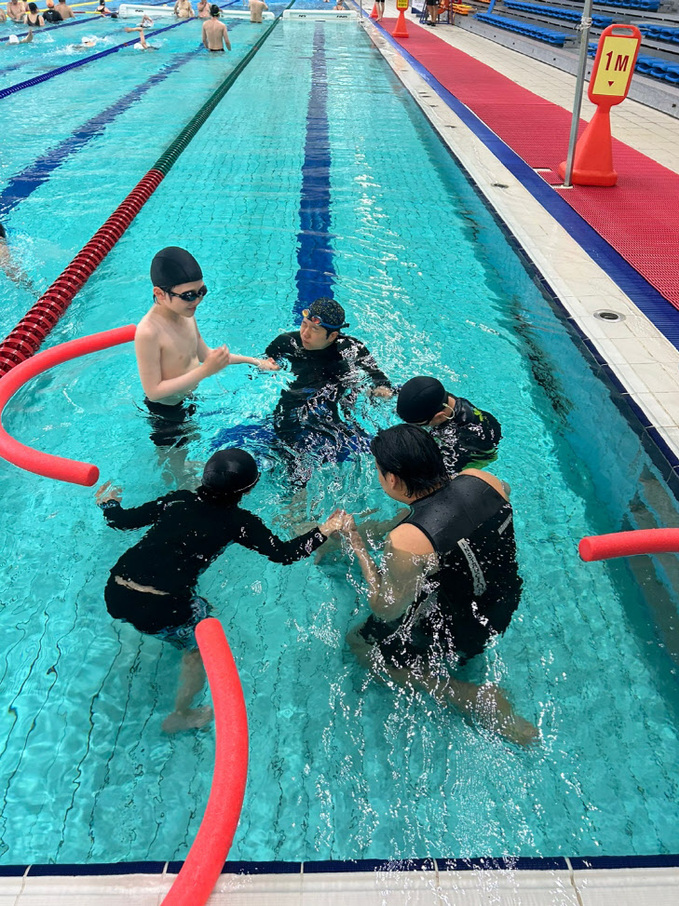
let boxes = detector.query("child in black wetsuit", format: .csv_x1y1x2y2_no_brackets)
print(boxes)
97,448,346,733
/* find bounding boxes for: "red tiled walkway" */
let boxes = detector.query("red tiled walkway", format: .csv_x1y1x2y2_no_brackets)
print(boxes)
382,19,679,308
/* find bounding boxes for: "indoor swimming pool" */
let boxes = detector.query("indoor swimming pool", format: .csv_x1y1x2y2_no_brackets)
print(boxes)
0,2,678,869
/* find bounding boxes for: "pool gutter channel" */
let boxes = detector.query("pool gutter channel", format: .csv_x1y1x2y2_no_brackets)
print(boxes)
356,10,679,504
0,1,293,375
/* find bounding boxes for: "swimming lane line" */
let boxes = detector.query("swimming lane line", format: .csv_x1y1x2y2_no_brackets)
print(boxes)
294,21,336,317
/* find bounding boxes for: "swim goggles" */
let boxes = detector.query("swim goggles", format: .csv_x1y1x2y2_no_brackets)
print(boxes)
166,285,208,303
301,308,349,330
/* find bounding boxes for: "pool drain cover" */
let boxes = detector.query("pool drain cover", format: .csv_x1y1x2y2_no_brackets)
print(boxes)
594,310,625,322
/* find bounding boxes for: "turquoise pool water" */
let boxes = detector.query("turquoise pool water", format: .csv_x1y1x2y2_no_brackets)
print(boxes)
0,9,678,865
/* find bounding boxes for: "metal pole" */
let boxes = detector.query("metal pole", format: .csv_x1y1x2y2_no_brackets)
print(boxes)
563,0,593,187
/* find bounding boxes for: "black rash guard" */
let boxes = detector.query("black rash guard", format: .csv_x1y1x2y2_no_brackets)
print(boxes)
429,396,502,475
360,474,521,666
101,490,326,634
265,331,391,423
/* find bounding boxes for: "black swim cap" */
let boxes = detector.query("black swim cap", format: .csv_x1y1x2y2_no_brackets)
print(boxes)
201,449,259,497
305,298,350,330
150,247,203,289
397,377,448,424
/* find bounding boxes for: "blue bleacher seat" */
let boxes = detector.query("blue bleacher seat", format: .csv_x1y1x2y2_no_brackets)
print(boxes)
475,12,567,46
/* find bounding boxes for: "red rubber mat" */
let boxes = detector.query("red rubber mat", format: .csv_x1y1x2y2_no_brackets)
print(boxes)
385,20,679,308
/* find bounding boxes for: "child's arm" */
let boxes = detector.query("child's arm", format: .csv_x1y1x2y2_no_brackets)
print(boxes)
228,353,279,371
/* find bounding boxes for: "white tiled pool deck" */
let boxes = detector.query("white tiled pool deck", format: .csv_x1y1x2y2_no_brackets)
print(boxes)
2,861,679,904
3,5,678,904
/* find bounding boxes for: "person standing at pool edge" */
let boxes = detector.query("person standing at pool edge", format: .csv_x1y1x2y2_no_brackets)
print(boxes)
202,5,231,51
97,449,348,733
135,247,276,481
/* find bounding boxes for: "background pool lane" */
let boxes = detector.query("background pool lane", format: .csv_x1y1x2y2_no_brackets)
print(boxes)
0,11,279,335
0,17,678,864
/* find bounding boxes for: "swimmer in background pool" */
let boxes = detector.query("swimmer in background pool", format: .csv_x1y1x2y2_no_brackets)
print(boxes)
96,0,115,16
337,425,537,746
262,298,394,487
124,26,155,50
173,0,194,18
135,247,277,483
97,449,347,732
249,0,268,23
197,0,210,17
397,376,502,476
23,2,43,26
56,0,75,20
202,5,230,51
0,221,40,292
6,0,25,23
42,0,61,23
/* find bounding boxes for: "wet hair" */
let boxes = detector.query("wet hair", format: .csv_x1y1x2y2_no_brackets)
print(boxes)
198,449,259,504
0,223,5,241
210,3,220,14
28,2,37,11
150,247,203,289
370,425,448,498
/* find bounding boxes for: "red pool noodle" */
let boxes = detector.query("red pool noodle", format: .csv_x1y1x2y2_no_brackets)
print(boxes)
162,618,249,906
579,528,679,562
0,324,136,486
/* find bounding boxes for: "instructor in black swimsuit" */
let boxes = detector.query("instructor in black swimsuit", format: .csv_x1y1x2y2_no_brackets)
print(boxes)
340,424,537,745
97,448,346,733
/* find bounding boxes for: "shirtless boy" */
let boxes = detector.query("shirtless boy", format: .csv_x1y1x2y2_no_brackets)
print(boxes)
135,247,275,479
202,5,230,51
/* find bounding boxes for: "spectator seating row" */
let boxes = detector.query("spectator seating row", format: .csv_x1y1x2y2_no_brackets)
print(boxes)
596,0,659,9
476,11,568,44
588,42,679,83
637,24,679,43
503,1,613,28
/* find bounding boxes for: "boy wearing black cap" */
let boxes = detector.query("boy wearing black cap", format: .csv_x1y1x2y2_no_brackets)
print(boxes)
263,298,394,485
96,449,347,733
397,376,501,476
136,247,277,477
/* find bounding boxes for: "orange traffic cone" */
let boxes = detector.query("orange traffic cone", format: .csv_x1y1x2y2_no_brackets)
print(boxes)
370,3,378,18
392,9,409,36
558,107,617,186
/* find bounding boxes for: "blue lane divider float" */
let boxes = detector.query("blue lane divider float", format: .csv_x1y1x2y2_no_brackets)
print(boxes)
0,17,92,43
0,20,189,100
